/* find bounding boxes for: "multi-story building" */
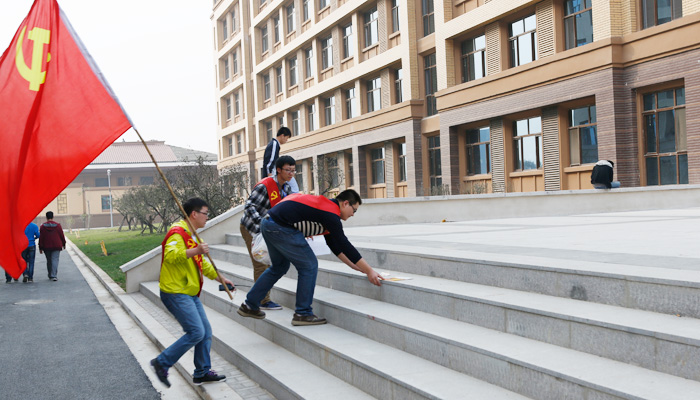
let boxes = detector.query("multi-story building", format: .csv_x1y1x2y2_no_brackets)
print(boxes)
213,0,700,197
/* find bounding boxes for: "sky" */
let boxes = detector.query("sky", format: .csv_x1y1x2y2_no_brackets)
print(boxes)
0,0,219,154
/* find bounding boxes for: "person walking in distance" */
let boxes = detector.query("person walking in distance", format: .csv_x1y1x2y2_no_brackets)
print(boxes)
150,198,234,388
262,127,291,178
39,212,65,281
22,222,40,283
240,156,296,311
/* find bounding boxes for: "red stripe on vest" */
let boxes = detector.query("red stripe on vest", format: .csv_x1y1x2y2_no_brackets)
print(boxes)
161,226,204,297
279,193,341,216
257,177,283,207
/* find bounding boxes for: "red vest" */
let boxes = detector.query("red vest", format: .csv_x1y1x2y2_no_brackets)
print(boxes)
161,226,204,296
258,177,283,207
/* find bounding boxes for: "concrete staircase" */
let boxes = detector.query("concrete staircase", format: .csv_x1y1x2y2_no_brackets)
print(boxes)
121,207,700,399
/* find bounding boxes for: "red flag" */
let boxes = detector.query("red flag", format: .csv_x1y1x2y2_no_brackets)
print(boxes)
0,0,132,278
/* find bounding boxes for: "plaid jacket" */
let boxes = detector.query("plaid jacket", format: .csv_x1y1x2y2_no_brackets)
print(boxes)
240,177,291,234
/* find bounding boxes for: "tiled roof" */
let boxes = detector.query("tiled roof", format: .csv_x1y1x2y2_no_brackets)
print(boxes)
91,141,215,165
169,145,218,162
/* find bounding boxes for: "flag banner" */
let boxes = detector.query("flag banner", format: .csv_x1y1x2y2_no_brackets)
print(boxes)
0,0,132,278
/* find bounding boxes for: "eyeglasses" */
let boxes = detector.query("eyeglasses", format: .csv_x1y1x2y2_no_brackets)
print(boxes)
351,205,358,214
282,168,296,173
196,210,209,216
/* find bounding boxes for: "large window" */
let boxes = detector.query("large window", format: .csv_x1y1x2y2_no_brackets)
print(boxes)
343,25,354,59
288,57,297,86
564,0,593,49
461,34,486,83
101,195,111,211
225,98,232,120
513,116,543,171
305,47,314,79
398,142,407,182
321,36,333,69
422,0,435,36
231,9,237,32
324,96,336,126
371,147,385,184
466,127,490,175
428,136,442,189
228,137,233,156
366,77,381,113
424,54,437,116
223,58,230,81
95,177,109,187
364,7,378,48
307,104,316,131
222,19,228,41
261,25,269,53
233,51,238,75
291,110,300,136
276,66,283,94
568,105,597,166
303,0,310,21
345,87,358,118
263,74,271,100
642,0,683,29
274,17,280,43
234,92,240,115
286,3,296,33
509,15,537,67
391,0,400,33
643,87,687,185
394,68,403,103
266,121,273,142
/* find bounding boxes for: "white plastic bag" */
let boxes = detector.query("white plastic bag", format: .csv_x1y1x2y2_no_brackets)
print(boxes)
251,233,271,265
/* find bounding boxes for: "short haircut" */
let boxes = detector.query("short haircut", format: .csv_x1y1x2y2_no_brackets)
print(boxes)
336,189,362,206
276,155,296,170
608,160,615,167
277,127,292,137
183,198,209,217
46,211,54,220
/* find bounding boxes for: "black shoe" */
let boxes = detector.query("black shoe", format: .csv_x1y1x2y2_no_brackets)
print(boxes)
150,358,171,388
193,370,226,385
237,303,265,319
5,280,11,284
22,276,28,283
292,313,327,326
28,278,33,283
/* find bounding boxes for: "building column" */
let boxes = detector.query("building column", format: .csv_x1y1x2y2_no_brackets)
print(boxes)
384,141,395,198
491,118,506,193
542,106,561,191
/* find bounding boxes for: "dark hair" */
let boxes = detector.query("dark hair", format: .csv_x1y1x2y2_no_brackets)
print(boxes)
336,189,362,206
183,198,209,217
608,160,615,167
277,127,292,137
46,211,54,220
276,155,296,170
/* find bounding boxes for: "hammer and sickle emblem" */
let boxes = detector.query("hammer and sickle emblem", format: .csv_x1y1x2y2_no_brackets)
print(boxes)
270,191,279,201
15,26,51,92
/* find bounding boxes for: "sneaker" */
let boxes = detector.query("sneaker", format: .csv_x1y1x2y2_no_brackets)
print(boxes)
150,358,171,388
28,278,33,283
260,301,282,310
193,370,226,385
22,276,28,283
51,277,58,281
5,280,11,284
292,313,327,326
237,303,266,319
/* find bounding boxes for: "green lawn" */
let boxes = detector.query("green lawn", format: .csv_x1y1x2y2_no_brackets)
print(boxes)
68,227,164,289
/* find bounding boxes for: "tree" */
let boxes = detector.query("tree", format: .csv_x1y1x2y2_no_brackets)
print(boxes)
315,154,344,197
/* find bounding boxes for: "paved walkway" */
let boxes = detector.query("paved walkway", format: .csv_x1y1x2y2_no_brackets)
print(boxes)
0,247,160,400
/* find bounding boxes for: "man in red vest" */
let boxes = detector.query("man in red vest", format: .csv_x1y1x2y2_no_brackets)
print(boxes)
240,156,296,310
237,189,383,326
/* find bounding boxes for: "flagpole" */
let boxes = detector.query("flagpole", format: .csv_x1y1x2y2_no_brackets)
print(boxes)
132,129,234,301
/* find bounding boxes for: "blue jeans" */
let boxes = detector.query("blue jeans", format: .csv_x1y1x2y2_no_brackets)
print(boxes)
246,217,318,315
157,292,212,378
22,246,36,279
44,250,60,278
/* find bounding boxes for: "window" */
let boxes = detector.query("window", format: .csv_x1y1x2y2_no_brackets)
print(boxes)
234,92,240,115
279,116,285,127
343,25,354,59
261,26,269,53
568,105,597,166
371,147,385,184
101,195,111,211
642,0,683,29
228,137,234,156
345,87,357,119
222,19,228,40
428,136,442,189
325,156,340,188
291,110,300,136
461,34,486,83
233,51,239,75
364,7,378,48
513,116,543,171
422,0,435,36
95,177,108,187
398,142,407,182
643,87,687,185
224,58,230,81
321,36,333,69
319,0,328,9
274,17,280,43
510,15,537,67
288,57,297,86
424,54,437,116
305,48,314,79
391,0,400,33
347,153,354,186
295,163,304,191
564,0,593,49
225,97,232,120
266,121,273,142
276,66,283,94
394,68,403,103
366,77,381,113
117,176,132,186
139,176,154,185
466,127,490,175
264,74,271,100
303,0,310,21
237,133,243,153
307,103,316,131
287,3,296,33
231,9,237,32
324,96,336,125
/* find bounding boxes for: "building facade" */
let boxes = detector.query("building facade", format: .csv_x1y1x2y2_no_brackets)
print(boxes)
213,0,700,197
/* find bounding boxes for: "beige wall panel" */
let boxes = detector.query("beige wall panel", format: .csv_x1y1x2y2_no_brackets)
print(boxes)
536,0,555,58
